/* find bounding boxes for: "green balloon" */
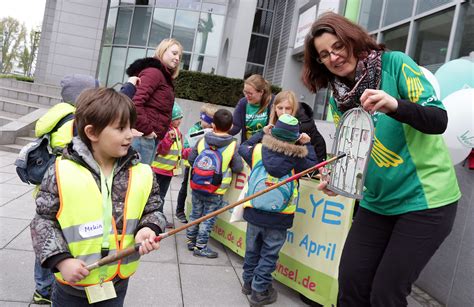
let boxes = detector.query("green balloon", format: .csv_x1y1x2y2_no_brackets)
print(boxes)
435,58,474,100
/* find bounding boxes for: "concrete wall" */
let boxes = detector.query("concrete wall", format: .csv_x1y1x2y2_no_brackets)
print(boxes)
35,0,108,86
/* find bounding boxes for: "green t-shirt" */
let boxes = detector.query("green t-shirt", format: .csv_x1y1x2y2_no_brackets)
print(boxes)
329,51,460,215
245,103,268,140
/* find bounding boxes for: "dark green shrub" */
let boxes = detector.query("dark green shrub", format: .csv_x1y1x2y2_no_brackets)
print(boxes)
175,70,281,107
0,74,34,82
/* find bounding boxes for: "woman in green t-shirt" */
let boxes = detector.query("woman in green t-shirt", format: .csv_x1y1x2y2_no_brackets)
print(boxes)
302,12,460,306
229,74,274,143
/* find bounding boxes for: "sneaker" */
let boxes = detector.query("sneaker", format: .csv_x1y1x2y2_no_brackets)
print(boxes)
249,287,277,306
175,212,188,224
242,281,252,295
193,246,218,258
186,238,196,251
32,290,52,305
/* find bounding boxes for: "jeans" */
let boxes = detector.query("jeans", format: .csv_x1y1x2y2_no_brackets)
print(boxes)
242,223,287,293
155,173,172,213
186,191,223,249
51,280,128,307
176,167,190,214
34,256,54,297
338,204,457,307
131,136,158,165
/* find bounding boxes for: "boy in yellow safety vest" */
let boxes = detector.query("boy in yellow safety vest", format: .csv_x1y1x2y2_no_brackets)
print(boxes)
30,87,165,306
151,102,189,228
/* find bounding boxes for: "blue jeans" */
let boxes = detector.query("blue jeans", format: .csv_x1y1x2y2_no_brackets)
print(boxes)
34,256,54,297
131,136,158,165
155,173,172,213
242,223,287,292
186,191,223,249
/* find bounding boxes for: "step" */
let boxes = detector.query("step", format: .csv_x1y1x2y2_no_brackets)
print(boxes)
0,110,21,126
0,96,45,116
0,85,61,106
15,136,36,146
0,78,61,97
0,143,23,154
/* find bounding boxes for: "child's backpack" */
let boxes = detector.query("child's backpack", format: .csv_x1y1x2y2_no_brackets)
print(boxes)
246,159,296,213
15,113,74,185
190,141,227,195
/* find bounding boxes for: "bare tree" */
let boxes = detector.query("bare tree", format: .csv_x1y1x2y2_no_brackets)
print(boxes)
0,17,27,74
18,29,41,76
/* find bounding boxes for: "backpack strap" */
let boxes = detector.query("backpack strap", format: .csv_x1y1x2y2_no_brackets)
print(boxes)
251,143,263,169
50,113,75,135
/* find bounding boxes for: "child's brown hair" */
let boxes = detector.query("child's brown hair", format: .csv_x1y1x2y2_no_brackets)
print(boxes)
75,87,136,149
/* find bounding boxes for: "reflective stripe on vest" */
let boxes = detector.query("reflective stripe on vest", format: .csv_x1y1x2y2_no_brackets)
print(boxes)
243,143,298,214
152,128,182,171
54,159,153,286
196,139,236,195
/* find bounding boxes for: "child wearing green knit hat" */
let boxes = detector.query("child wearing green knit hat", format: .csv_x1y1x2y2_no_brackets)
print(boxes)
151,102,186,228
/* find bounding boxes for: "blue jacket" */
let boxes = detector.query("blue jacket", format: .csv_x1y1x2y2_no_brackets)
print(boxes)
238,131,317,229
229,97,274,143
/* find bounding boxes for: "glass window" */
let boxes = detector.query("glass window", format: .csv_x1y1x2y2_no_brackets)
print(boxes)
201,3,226,14
110,0,119,7
382,23,409,52
155,0,177,8
247,35,268,65
178,0,201,10
193,13,224,56
257,0,276,11
149,8,174,47
173,10,199,52
414,9,454,66
416,0,452,14
456,3,474,58
359,0,383,32
123,48,147,82
135,0,150,4
252,9,273,35
104,8,118,45
191,55,217,73
383,0,414,26
181,53,191,70
147,48,155,57
114,6,133,44
119,0,135,5
107,47,127,86
130,7,152,46
98,47,112,86
244,63,264,78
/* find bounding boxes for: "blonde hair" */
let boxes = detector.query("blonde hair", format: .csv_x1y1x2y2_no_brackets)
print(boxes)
154,38,183,79
269,90,299,125
200,103,218,117
244,74,272,114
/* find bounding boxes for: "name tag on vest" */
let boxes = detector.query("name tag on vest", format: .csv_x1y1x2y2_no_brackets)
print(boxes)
79,220,104,238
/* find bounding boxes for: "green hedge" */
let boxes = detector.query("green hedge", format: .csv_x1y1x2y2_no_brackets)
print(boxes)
175,70,281,107
0,74,34,82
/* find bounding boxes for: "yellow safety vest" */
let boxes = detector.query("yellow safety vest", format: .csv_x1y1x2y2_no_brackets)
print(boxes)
152,128,182,171
196,139,236,195
243,144,298,214
35,102,75,152
54,159,153,286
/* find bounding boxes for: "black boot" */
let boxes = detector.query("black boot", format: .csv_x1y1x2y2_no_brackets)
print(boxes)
249,287,277,306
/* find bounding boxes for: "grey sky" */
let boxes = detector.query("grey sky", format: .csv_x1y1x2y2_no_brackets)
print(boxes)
1,0,46,30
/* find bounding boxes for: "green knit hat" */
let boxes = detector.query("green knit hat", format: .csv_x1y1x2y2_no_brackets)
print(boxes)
172,102,183,120
271,114,300,143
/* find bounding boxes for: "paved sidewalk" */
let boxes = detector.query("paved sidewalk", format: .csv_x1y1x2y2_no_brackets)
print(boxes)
0,150,424,306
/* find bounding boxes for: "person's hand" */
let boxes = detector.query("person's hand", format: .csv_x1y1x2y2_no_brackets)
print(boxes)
135,227,160,255
263,124,274,135
56,258,89,283
144,132,157,139
317,167,338,197
127,76,140,86
131,128,143,137
360,89,398,114
298,133,311,144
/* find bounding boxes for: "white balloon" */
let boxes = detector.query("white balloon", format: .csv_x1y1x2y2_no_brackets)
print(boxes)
420,66,441,99
442,88,474,165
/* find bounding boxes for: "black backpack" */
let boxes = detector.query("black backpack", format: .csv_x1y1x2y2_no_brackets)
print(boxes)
15,113,75,185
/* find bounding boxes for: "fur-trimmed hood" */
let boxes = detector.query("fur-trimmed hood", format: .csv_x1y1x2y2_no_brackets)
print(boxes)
126,57,172,82
262,134,308,158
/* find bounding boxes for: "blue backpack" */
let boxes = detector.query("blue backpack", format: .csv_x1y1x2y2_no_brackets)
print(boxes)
246,157,295,213
190,141,230,195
